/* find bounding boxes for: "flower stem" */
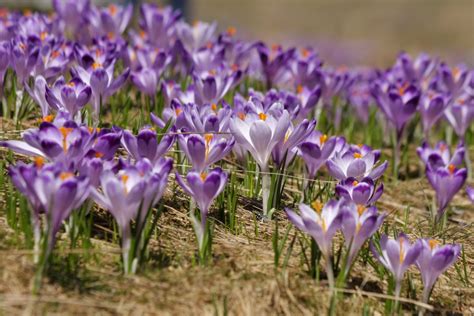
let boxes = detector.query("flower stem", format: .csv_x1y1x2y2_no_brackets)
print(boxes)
464,136,472,181
261,167,270,218
13,88,23,125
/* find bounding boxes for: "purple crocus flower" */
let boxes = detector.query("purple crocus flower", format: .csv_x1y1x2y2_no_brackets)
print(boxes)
299,131,339,180
340,201,386,272
272,119,316,167
74,61,129,120
45,77,92,120
256,43,295,88
33,43,70,80
415,239,460,303
137,4,181,48
444,93,474,138
130,67,160,96
0,41,10,96
121,127,175,163
326,148,388,181
9,38,39,86
290,47,322,90
467,186,474,203
53,0,91,36
426,164,467,217
437,63,470,97
294,85,322,121
335,177,384,206
371,80,420,138
285,199,345,289
370,234,422,297
193,66,241,106
25,75,50,117
175,168,227,248
396,52,436,82
175,20,217,53
91,157,173,274
178,133,234,173
9,161,89,261
417,141,465,169
89,4,133,40
419,91,448,140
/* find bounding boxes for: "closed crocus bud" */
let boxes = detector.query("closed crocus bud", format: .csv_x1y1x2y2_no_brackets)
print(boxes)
122,128,175,164
175,168,227,247
416,239,460,303
370,234,422,297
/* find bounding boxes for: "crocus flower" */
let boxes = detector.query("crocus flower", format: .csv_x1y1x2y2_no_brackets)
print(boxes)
0,41,9,96
335,177,384,206
137,4,181,48
9,161,89,261
417,141,465,169
256,43,295,88
272,119,316,167
91,158,173,274
178,133,234,173
175,168,227,248
53,0,91,36
89,4,133,40
340,201,386,272
326,148,388,181
415,239,460,303
418,91,448,140
45,77,92,120
285,199,345,289
444,93,474,139
192,66,241,106
175,20,217,53
370,234,422,297
10,38,39,86
122,127,175,163
74,61,129,120
130,67,160,96
396,52,436,82
25,75,50,117
467,186,474,203
290,47,322,90
426,164,467,217
437,63,470,97
299,131,339,180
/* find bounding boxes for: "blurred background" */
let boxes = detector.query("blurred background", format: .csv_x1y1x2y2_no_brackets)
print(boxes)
4,0,474,66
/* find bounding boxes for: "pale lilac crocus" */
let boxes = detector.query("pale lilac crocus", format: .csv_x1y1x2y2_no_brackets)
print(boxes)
45,77,92,120
178,133,234,173
370,234,422,298
175,168,227,251
326,148,388,181
229,109,290,216
285,199,345,289
417,141,465,170
340,201,386,274
415,239,460,303
299,131,339,180
419,91,448,141
335,177,384,206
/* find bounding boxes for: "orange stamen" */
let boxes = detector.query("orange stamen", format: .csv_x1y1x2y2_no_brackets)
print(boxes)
51,50,60,59
448,164,455,175
258,113,267,121
311,200,323,214
319,134,328,144
226,26,236,36
238,112,246,120
40,32,48,41
429,239,439,250
357,205,365,216
296,85,303,94
352,180,359,186
399,237,405,263
94,152,104,158
211,103,217,111
175,108,182,116
59,172,74,181
43,115,54,123
206,42,213,49
92,62,102,70
353,152,362,159
200,172,207,182
34,156,44,169
108,4,118,16
59,127,73,152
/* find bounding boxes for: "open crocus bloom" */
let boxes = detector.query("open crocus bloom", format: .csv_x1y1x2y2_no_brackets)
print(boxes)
285,199,344,258
45,77,92,120
415,239,460,303
340,201,386,270
417,141,465,169
229,108,290,172
299,131,339,179
122,127,175,163
426,164,467,216
178,133,234,173
335,177,384,206
326,148,388,181
370,234,422,290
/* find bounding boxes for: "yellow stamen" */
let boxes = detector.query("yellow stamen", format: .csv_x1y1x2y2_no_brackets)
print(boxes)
204,133,213,144
206,42,213,49
175,108,182,116
398,82,409,95
209,69,217,76
428,239,439,250
43,115,54,123
211,103,217,111
66,81,75,87
353,152,362,159
319,134,328,144
23,9,32,17
352,180,359,186
59,172,74,181
357,205,366,216
40,31,48,41
357,143,363,148
452,67,460,79
258,112,267,121
296,85,303,94
311,200,323,214
94,152,104,158
108,4,117,16
59,127,73,152
200,172,207,182
92,62,102,70
226,26,236,36
121,174,129,193
34,156,44,169
301,48,310,58
448,164,455,175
